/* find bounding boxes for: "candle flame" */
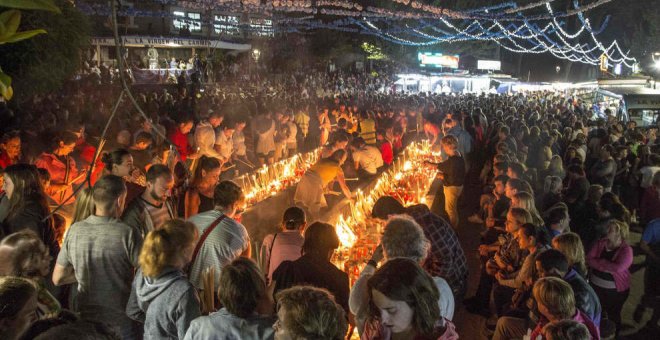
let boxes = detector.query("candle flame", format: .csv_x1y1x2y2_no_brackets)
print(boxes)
237,148,321,206
336,214,357,248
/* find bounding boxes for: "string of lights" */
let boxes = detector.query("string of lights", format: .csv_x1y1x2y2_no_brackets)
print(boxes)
78,0,635,68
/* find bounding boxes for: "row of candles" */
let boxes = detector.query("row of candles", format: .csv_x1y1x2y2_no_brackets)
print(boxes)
230,141,441,285
332,140,443,285
236,147,322,207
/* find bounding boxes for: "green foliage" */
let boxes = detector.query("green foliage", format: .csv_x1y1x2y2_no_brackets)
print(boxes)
0,0,61,13
0,10,47,45
361,42,387,60
0,66,12,100
0,0,90,102
0,0,60,100
0,9,49,100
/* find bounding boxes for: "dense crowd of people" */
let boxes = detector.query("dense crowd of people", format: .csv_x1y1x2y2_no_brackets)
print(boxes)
0,62,659,340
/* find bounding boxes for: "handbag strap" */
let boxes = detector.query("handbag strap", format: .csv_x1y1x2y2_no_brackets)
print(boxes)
188,214,227,274
265,232,279,279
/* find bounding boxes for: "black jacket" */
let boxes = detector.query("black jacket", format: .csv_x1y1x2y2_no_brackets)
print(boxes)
565,269,602,325
1,194,59,258
272,254,349,313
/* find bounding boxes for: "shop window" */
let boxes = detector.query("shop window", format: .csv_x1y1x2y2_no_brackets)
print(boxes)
173,11,202,32
214,15,240,35
249,18,274,37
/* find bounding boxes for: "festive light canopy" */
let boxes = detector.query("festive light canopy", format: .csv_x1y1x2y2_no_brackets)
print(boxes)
78,0,635,68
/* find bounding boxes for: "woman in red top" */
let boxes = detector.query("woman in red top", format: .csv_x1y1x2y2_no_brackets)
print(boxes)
376,129,393,165
168,116,196,162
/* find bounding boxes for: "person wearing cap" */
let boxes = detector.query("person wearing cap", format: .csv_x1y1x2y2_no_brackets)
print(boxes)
193,110,225,160
259,206,307,284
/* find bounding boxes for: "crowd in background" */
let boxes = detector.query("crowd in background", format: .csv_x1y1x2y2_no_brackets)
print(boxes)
0,61,659,340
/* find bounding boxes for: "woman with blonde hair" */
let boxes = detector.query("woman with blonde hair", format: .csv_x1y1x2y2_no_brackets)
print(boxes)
511,191,544,226
529,277,598,339
487,208,533,317
488,208,532,276
552,232,587,277
0,231,60,319
542,155,566,180
71,187,94,224
587,219,633,332
126,219,200,340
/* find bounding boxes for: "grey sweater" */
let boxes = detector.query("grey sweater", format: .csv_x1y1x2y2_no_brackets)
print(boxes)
127,268,201,340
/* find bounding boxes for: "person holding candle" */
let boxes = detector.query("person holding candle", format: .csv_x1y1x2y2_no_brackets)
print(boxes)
349,137,384,180
293,149,352,220
424,135,466,229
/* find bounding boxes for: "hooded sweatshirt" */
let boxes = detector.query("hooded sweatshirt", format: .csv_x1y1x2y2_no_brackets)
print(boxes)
126,267,201,340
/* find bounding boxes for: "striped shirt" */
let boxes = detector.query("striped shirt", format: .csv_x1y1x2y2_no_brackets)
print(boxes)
187,210,250,290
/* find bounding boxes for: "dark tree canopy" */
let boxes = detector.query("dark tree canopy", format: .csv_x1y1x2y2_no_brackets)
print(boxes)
0,0,91,103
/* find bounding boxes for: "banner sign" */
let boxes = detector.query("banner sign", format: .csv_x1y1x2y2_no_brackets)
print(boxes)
418,52,459,69
91,36,251,51
477,60,502,71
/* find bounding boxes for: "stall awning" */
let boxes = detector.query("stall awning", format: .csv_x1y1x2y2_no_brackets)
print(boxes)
596,88,623,100
91,36,251,51
597,86,660,97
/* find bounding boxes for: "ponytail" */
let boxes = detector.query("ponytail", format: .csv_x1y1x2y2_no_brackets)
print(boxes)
190,155,221,186
282,206,306,230
101,149,131,173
